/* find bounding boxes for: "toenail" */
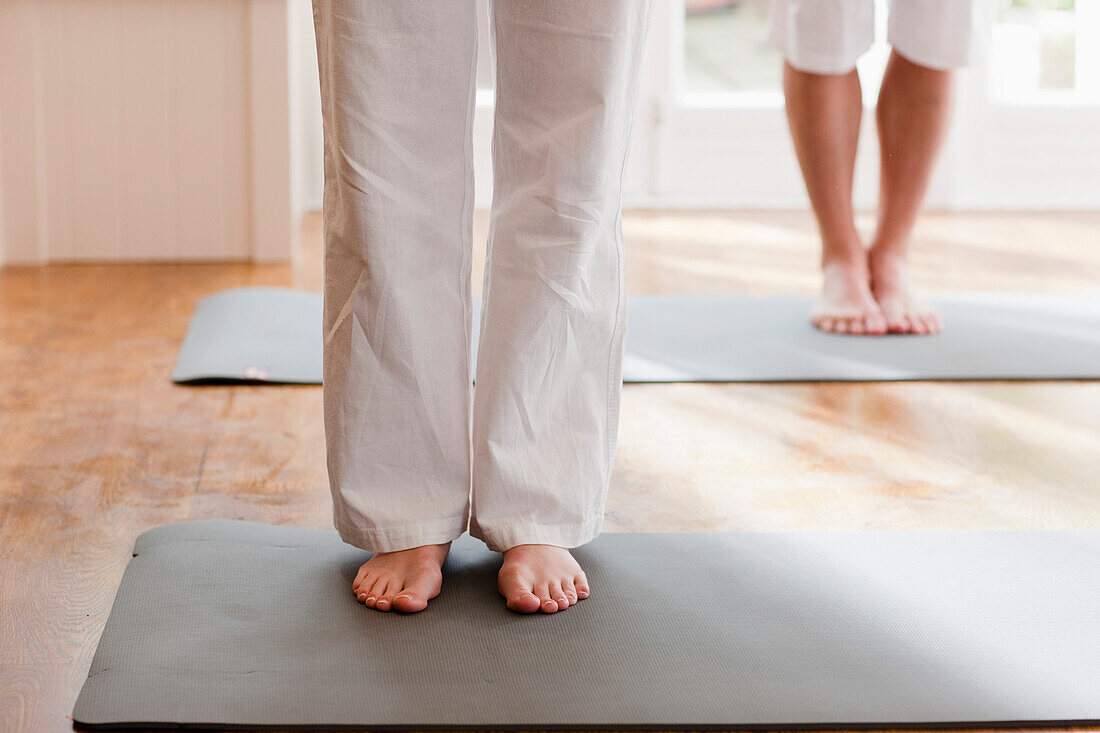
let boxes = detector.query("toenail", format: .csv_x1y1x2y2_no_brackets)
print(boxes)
366,597,375,603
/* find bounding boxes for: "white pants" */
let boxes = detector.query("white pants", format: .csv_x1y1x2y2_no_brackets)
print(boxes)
312,0,653,553
769,0,977,75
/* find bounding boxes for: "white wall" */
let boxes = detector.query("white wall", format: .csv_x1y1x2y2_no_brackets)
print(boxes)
290,0,324,213
0,0,300,265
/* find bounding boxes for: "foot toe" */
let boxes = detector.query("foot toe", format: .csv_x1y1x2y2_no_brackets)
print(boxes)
373,580,395,612
535,585,558,614
353,576,368,602
864,311,887,335
392,590,428,614
361,577,384,607
510,593,542,613
353,567,373,596
499,571,542,614
574,575,590,599
392,575,437,613
879,301,904,332
549,581,570,610
562,578,578,604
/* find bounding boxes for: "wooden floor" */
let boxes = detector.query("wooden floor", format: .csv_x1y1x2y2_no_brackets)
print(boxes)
1,210,1099,732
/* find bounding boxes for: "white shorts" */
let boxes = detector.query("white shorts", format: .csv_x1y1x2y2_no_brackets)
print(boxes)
769,0,977,75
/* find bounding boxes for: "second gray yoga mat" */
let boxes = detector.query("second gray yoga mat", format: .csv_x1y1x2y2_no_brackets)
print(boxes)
171,287,323,384
172,287,1100,383
74,520,1100,730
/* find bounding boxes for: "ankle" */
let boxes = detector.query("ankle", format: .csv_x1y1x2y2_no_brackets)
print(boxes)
868,243,907,268
820,227,866,263
821,249,868,277
868,249,910,281
821,232,866,264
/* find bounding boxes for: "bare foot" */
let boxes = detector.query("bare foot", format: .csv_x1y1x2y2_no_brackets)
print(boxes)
811,255,887,335
352,542,450,613
869,250,942,335
498,544,590,614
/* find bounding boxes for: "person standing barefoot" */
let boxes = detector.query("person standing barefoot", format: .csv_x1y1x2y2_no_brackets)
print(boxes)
312,1,652,613
771,0,975,335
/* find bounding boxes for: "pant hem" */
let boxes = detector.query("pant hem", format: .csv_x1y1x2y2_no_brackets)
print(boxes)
768,24,873,76
469,515,604,553
334,513,469,553
888,39,971,72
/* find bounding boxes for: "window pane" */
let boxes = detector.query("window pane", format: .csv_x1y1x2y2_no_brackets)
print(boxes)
683,0,781,93
990,0,1078,101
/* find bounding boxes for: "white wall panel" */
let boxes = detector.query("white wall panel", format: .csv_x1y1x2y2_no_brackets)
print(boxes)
0,0,298,265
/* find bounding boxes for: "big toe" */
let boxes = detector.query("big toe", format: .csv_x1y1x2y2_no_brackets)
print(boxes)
879,302,909,333
509,592,542,614
499,573,542,614
912,309,942,335
392,590,429,613
864,311,888,335
392,576,438,613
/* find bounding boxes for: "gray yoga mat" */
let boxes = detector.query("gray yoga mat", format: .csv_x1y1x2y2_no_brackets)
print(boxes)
74,520,1099,730
172,287,1100,383
171,287,324,384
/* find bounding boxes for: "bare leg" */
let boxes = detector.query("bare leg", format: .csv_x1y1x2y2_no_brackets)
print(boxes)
869,50,953,334
783,62,885,335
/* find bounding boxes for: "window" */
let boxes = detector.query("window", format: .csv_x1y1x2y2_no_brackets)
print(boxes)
683,0,780,95
989,0,1091,103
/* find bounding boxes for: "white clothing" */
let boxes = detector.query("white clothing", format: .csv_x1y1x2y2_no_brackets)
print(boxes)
312,0,653,553
769,0,977,74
